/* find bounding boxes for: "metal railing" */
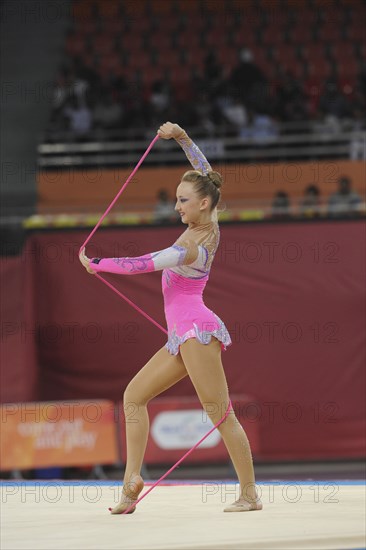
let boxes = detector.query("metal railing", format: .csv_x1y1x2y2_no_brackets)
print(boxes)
38,126,366,168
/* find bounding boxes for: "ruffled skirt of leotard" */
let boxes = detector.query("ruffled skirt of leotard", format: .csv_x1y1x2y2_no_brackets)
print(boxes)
162,269,232,356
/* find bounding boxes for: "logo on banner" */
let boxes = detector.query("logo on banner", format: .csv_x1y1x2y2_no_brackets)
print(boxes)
151,410,221,449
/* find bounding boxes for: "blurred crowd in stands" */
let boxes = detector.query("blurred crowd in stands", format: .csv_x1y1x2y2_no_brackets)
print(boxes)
270,176,362,220
47,48,366,142
153,175,362,224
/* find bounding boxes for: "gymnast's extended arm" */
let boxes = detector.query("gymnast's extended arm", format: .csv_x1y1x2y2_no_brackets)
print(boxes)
158,122,212,175
79,239,199,275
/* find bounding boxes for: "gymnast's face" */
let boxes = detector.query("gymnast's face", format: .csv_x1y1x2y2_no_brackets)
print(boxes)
175,180,210,225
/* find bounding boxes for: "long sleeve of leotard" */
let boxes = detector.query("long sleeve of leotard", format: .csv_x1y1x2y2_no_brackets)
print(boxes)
174,130,212,175
89,244,193,275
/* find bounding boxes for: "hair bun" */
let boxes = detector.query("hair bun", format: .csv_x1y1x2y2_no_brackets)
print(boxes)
207,171,222,190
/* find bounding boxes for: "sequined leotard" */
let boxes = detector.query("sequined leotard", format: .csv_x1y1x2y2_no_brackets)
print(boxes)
89,130,232,355
161,220,231,354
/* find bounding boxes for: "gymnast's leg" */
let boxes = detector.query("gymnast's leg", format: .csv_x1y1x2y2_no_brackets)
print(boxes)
179,337,262,512
110,346,188,513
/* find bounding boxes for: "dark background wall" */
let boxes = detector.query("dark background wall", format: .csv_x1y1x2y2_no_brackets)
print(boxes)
0,0,70,217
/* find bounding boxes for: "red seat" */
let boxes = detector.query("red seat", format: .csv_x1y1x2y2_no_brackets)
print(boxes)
290,8,320,27
96,0,120,20
155,51,182,70
146,34,174,50
100,19,125,35
286,0,311,7
261,26,287,45
149,0,174,15
65,33,86,57
71,0,94,21
189,55,206,73
317,25,343,42
300,43,326,62
201,0,231,12
330,42,356,60
74,20,97,36
140,67,162,87
117,34,145,54
122,1,147,18
259,0,284,7
126,51,153,70
216,47,238,70
80,51,95,69
288,25,315,44
272,46,303,77
265,10,291,28
336,58,361,79
99,52,122,72
307,58,333,79
176,0,201,13
175,33,204,50
231,27,259,48
168,65,193,84
204,32,230,48
346,24,366,41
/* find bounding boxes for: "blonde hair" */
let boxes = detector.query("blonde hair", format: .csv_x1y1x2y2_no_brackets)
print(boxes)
181,170,223,210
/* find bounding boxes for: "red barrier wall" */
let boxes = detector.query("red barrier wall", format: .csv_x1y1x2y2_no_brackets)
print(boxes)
1,220,365,460
37,160,366,212
0,256,38,403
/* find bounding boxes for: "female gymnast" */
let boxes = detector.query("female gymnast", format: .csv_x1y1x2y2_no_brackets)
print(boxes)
79,122,262,514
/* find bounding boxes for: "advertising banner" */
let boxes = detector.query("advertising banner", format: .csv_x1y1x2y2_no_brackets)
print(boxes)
0,400,118,470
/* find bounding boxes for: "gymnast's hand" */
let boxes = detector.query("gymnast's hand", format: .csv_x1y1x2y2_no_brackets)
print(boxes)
157,122,185,140
79,247,96,274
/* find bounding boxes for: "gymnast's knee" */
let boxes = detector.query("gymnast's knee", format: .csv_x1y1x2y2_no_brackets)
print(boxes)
123,381,148,409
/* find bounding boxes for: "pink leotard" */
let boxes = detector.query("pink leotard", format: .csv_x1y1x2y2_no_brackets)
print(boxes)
161,220,231,355
89,130,232,355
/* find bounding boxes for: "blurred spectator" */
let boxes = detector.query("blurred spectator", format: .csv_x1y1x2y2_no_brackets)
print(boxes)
299,184,321,218
229,48,268,111
63,96,93,139
93,93,123,130
45,110,69,142
276,70,308,122
318,80,351,120
220,97,247,133
203,52,224,99
52,67,72,111
153,189,178,224
271,191,291,219
150,80,171,113
46,6,366,141
194,92,216,133
327,176,361,217
240,111,279,144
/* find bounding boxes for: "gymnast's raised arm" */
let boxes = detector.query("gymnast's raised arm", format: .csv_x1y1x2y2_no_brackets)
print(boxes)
78,238,199,275
157,122,212,174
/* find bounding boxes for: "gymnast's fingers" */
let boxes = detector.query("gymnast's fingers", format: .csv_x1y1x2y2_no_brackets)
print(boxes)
79,248,91,270
157,124,171,139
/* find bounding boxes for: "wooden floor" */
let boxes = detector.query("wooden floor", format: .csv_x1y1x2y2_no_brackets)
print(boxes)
1,482,365,550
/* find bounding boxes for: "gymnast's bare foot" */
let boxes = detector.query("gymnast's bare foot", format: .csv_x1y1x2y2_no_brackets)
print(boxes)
223,494,263,512
109,474,144,514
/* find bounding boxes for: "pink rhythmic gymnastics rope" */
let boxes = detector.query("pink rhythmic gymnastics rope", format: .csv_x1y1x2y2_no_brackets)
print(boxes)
117,399,233,515
80,134,233,513
80,134,160,253
80,134,167,333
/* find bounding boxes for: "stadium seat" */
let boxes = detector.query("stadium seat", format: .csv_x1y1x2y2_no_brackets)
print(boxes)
95,0,120,20
65,32,87,57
